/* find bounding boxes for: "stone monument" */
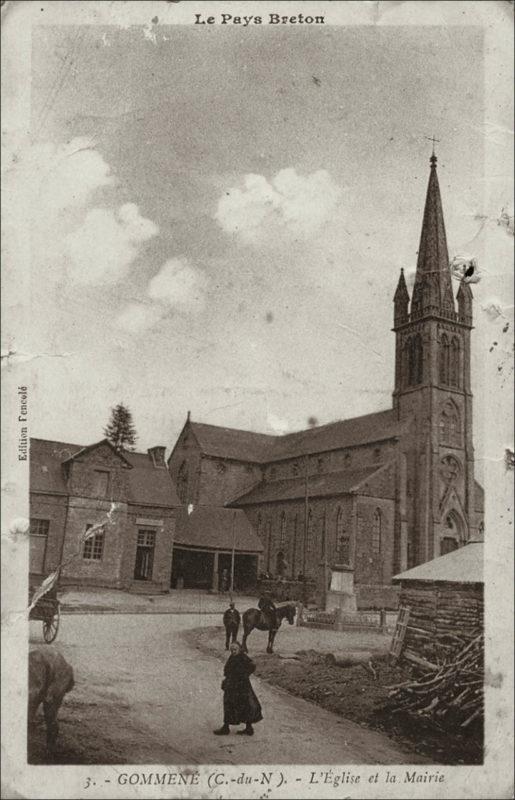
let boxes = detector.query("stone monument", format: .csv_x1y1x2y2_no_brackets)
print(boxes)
325,564,357,614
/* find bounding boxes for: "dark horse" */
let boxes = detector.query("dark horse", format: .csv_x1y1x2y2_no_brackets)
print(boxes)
241,603,296,654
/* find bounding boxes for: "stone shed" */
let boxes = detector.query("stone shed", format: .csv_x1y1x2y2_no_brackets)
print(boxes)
392,540,483,660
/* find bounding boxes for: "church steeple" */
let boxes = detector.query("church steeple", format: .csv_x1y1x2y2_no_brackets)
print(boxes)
410,154,456,321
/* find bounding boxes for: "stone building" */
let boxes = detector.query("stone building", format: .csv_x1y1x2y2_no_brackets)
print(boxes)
29,438,179,593
167,154,484,603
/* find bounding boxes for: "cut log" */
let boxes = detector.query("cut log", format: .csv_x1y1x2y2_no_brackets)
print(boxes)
403,650,439,671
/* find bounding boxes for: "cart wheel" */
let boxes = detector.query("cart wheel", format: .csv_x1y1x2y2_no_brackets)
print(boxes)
43,605,60,643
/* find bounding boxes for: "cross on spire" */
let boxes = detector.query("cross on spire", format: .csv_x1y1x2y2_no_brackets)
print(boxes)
425,134,440,163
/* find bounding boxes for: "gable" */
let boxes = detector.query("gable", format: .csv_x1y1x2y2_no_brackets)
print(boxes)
64,439,133,469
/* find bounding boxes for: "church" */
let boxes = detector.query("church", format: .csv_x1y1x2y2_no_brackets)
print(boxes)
167,153,484,604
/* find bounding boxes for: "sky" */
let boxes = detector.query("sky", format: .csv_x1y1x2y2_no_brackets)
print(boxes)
13,21,510,460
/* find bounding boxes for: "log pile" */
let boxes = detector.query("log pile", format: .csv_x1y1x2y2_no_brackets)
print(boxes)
384,633,484,732
400,583,483,660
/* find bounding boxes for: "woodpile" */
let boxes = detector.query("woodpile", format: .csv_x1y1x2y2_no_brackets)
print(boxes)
400,583,483,660
384,633,484,732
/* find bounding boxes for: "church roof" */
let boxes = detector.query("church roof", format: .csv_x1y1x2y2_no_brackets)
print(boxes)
189,408,402,465
189,422,276,463
173,506,263,552
230,465,385,505
30,438,180,507
392,540,483,584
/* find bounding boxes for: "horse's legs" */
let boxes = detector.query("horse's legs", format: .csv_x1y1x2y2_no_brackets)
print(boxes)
266,629,277,654
43,701,58,753
241,628,249,653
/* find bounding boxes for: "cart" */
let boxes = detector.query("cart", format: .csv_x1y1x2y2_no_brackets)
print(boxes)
29,573,61,643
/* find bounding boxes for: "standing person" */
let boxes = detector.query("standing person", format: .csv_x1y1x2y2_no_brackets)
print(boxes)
213,642,263,736
223,602,241,650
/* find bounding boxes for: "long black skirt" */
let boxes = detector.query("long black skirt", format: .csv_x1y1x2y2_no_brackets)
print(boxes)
223,681,263,725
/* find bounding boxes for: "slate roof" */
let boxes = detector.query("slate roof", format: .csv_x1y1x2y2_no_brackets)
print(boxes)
173,506,263,552
231,466,386,506
30,438,180,507
189,408,402,465
392,540,483,584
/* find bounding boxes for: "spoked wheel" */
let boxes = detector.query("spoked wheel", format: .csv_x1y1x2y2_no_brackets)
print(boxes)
43,604,60,643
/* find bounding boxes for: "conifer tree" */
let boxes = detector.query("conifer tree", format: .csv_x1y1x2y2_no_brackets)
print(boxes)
103,403,138,451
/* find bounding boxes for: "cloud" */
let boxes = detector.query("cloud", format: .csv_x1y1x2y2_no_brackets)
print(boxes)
115,257,209,333
65,203,158,285
148,258,208,312
215,168,342,245
114,302,163,333
13,138,159,287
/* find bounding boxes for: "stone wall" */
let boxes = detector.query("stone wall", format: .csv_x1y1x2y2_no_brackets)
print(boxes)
198,456,262,506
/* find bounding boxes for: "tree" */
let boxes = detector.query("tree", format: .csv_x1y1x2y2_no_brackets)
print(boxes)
103,403,138,451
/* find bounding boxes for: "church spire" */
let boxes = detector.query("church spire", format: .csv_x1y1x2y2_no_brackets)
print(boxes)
393,268,410,326
410,153,456,321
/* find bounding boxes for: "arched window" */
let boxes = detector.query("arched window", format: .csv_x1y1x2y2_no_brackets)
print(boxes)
256,513,262,538
372,508,382,554
478,521,485,538
450,337,461,387
407,334,423,385
177,461,188,504
291,514,298,578
266,520,272,572
280,511,286,548
439,333,450,384
439,401,461,446
307,509,314,545
335,507,350,564
292,463,300,477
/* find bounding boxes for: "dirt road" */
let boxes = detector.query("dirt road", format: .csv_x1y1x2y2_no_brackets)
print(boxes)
29,613,423,765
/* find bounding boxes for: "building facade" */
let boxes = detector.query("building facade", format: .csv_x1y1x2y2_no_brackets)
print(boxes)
167,155,484,602
29,439,179,593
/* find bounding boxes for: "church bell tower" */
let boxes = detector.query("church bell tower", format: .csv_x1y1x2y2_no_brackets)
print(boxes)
392,152,476,567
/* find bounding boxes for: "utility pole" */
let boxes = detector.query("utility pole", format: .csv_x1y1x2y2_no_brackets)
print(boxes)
229,511,236,601
303,456,309,576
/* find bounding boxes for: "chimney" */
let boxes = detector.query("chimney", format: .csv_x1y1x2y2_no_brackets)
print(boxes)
148,446,166,468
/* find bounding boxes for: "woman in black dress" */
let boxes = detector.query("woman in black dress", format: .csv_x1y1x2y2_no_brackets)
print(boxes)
213,642,263,736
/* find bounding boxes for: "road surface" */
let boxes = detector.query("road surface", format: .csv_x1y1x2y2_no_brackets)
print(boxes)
29,613,423,765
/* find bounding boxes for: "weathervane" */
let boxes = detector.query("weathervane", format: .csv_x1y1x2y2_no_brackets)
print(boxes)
425,134,440,158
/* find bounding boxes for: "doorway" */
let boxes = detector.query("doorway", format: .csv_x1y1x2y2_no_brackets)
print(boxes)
134,529,155,581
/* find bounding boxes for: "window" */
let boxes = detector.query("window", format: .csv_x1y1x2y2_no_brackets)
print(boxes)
440,512,462,554
450,337,461,387
292,463,300,477
276,550,286,576
270,467,277,480
407,334,423,386
439,333,450,384
30,519,49,537
29,519,49,573
83,525,105,560
93,470,110,498
215,461,226,474
306,509,314,546
335,507,349,564
134,529,156,581
344,452,352,468
177,461,189,503
317,457,324,472
280,512,286,548
372,509,382,554
373,448,381,462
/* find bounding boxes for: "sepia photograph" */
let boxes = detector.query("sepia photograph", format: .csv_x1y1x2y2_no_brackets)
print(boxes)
1,1,513,798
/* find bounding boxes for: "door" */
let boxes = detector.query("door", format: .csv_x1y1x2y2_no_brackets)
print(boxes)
134,530,156,581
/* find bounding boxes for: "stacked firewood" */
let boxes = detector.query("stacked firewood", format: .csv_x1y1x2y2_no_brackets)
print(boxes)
384,633,484,731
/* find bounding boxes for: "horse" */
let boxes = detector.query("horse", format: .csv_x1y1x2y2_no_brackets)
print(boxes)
28,647,74,756
241,603,296,654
